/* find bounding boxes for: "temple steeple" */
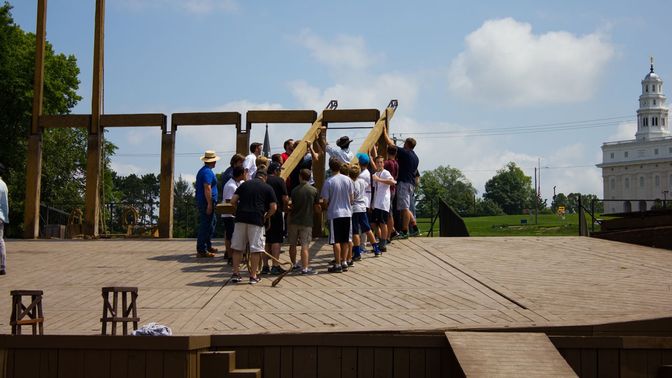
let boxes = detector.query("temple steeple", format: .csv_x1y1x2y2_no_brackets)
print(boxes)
636,57,669,141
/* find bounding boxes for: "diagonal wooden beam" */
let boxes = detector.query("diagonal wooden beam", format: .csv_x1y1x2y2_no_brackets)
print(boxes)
350,100,398,164
279,100,338,181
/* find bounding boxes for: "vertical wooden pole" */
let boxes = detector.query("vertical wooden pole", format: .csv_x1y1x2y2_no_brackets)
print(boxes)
312,125,327,237
159,119,175,238
84,0,105,236
236,122,250,156
23,0,48,239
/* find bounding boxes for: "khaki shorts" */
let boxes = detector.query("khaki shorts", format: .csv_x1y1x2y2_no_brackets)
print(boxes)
231,222,266,253
287,224,312,247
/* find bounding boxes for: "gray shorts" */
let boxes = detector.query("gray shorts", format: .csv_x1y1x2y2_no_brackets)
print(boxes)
396,182,415,210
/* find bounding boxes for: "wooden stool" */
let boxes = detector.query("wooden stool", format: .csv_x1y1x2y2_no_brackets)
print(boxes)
10,290,44,335
100,287,139,335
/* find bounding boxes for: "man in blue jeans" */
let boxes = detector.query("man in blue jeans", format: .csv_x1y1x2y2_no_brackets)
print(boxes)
195,150,220,258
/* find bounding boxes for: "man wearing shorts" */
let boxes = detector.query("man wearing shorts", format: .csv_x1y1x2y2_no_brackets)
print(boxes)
229,168,277,284
221,165,245,265
348,164,380,260
321,158,354,273
262,162,288,275
383,127,419,239
371,156,396,254
288,169,321,275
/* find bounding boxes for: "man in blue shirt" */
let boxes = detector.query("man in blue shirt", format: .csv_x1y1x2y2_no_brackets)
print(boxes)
382,127,419,239
195,151,220,258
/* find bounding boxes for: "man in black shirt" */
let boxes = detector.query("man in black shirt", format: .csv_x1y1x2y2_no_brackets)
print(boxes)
261,162,289,275
382,127,419,239
229,168,277,284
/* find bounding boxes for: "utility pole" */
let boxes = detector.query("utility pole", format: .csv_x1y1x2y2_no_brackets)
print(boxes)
534,167,538,225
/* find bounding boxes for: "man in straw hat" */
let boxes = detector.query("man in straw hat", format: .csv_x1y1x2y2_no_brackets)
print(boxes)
325,135,354,164
196,150,220,258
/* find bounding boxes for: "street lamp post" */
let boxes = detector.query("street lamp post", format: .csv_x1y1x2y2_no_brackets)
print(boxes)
663,190,669,208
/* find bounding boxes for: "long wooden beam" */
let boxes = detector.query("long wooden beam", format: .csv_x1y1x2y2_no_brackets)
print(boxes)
246,110,317,124
171,112,241,126
322,109,380,123
279,101,338,181
101,114,166,127
23,0,48,238
350,100,398,164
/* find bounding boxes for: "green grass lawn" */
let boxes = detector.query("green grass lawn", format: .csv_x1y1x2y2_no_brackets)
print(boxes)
416,213,597,236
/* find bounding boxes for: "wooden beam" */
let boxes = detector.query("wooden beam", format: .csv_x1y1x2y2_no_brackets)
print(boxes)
39,114,91,128
322,109,380,123
23,0,48,238
246,110,317,124
100,113,166,127
158,128,175,238
84,0,105,237
350,100,398,165
279,102,337,181
171,112,241,126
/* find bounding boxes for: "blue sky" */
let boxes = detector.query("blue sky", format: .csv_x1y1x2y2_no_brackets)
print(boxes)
9,0,672,201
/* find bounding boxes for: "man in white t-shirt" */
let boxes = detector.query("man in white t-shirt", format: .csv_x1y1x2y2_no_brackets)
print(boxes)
371,155,396,253
320,158,354,273
243,142,263,180
221,165,244,265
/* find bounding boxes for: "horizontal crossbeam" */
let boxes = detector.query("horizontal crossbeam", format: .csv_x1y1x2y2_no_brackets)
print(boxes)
323,109,380,123
246,110,317,124
172,112,241,126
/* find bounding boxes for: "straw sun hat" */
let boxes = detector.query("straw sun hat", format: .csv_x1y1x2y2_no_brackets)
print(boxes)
200,150,221,163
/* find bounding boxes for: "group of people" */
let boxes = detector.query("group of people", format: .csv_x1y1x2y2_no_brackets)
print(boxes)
195,126,419,284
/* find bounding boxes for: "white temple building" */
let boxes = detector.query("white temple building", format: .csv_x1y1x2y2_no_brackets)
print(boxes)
597,59,672,213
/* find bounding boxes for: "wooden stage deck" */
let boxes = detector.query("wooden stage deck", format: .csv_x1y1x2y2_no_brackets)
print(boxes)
1,236,671,336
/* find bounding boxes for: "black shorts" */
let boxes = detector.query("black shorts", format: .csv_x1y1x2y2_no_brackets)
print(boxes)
328,217,352,244
351,212,372,234
371,208,389,224
265,213,284,244
222,217,235,240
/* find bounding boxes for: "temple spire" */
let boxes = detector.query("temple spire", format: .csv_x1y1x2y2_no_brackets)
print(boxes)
650,56,655,73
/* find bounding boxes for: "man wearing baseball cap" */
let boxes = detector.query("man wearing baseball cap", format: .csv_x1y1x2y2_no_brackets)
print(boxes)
195,150,220,258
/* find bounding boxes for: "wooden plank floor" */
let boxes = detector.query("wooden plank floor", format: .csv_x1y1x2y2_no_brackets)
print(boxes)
446,331,577,377
0,237,670,335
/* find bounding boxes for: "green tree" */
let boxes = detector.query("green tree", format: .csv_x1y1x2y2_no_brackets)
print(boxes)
483,162,533,215
474,198,505,216
416,166,477,217
565,193,604,214
173,175,198,238
0,3,118,236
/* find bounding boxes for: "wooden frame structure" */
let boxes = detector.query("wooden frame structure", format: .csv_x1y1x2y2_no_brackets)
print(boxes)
23,0,400,239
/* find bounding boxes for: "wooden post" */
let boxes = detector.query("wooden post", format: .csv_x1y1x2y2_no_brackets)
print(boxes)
23,0,48,239
158,120,175,238
236,122,250,156
84,0,105,236
313,126,327,237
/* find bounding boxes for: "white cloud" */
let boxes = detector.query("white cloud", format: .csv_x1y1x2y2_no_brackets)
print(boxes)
448,18,615,107
607,121,636,142
116,0,238,14
110,162,149,176
290,74,418,112
294,29,381,71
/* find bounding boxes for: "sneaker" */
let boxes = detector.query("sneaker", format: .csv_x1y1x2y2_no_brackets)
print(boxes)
380,245,387,252
386,239,392,244
374,251,381,257
292,263,302,271
301,268,318,275
230,274,242,283
329,259,337,265
390,230,399,239
249,276,262,285
196,251,215,258
0,269,6,275
341,263,349,272
270,266,286,275
392,232,408,240
261,266,270,275
327,265,343,273
408,229,421,237
352,255,362,262
347,260,354,267
207,247,219,253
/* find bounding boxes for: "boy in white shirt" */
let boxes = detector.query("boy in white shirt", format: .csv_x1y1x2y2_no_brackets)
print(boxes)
320,158,354,273
371,155,396,254
348,165,381,260
221,166,245,265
